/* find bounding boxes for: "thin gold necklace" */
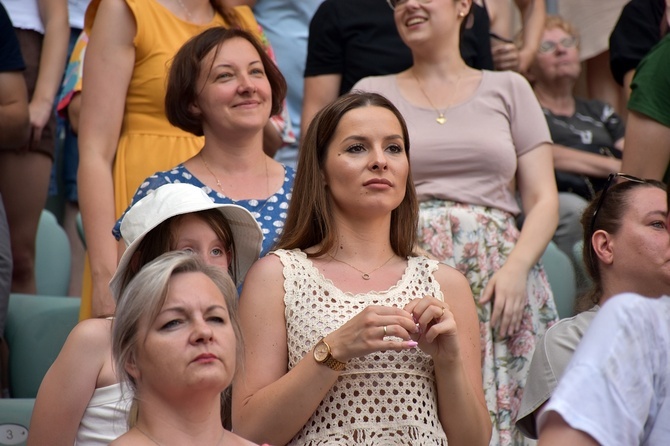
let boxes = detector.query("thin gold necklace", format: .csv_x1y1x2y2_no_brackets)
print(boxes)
411,69,463,125
328,253,396,280
200,151,271,205
136,425,226,446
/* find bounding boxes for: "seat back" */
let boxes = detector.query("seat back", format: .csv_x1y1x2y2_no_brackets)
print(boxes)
35,210,71,296
0,399,34,446
541,241,577,319
4,294,80,398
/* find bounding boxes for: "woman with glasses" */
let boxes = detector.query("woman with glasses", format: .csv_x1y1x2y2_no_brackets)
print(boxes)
527,15,625,260
516,173,669,440
353,0,559,444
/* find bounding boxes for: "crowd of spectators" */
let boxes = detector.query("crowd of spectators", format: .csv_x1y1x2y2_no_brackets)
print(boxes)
2,0,669,445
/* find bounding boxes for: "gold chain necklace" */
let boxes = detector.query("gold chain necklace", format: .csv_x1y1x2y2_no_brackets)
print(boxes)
136,425,226,446
411,69,463,125
200,151,271,211
328,253,396,280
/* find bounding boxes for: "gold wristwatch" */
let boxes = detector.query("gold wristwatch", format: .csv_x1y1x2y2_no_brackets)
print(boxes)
313,338,346,371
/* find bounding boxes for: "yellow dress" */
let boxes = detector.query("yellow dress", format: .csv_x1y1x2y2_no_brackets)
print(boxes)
80,0,264,318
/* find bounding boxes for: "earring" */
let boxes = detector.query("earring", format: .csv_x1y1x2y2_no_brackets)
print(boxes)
458,11,466,18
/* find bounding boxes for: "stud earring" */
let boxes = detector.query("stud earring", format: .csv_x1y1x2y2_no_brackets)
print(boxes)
458,11,466,18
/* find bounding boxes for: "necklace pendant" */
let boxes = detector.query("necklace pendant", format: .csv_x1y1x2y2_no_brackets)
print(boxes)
362,273,370,280
436,114,447,125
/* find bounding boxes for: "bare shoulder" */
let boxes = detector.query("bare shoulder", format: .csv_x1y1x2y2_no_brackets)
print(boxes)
91,0,136,45
68,318,113,348
244,253,285,283
431,263,476,310
66,319,112,355
239,253,286,301
433,263,471,295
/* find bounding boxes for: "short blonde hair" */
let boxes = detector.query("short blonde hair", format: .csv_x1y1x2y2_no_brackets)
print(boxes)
112,252,242,394
544,15,580,47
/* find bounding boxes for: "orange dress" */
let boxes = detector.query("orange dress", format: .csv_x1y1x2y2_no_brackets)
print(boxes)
80,0,265,318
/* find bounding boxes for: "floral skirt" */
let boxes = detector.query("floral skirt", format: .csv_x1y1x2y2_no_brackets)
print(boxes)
418,200,558,446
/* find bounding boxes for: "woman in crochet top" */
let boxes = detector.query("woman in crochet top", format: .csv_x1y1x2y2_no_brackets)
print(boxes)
231,92,491,446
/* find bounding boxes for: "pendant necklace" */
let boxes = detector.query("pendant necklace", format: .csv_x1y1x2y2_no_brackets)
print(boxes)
328,253,396,280
200,151,272,213
412,69,463,125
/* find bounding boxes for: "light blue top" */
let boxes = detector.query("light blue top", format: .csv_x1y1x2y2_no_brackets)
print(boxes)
252,0,324,165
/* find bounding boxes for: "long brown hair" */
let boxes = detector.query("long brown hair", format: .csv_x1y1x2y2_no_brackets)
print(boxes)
276,92,418,258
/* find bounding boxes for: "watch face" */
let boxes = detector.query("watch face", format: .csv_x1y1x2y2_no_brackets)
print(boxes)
314,342,329,362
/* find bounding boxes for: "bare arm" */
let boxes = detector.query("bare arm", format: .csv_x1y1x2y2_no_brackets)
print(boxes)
0,71,29,149
538,412,599,446
232,255,419,445
622,110,670,180
515,143,559,271
301,74,341,137
514,0,545,73
408,267,491,446
481,144,558,335
30,0,69,148
232,256,342,444
489,0,544,73
28,319,112,446
78,0,136,317
551,144,620,177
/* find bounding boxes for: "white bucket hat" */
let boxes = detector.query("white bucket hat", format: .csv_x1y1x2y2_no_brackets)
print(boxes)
110,183,263,292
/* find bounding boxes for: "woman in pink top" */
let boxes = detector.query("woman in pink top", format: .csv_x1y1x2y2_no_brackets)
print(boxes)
354,0,559,444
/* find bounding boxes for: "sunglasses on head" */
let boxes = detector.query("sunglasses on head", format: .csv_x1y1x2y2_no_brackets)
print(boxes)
589,173,649,235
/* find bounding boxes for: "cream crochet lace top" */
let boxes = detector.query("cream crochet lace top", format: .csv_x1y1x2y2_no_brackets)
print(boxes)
275,249,449,445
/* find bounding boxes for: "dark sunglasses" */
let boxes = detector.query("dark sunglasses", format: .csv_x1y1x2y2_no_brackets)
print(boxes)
589,173,648,235
538,36,577,54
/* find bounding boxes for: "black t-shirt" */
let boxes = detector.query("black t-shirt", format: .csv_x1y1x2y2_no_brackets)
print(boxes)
609,0,666,86
462,1,494,72
545,98,625,198
305,0,493,95
0,3,25,72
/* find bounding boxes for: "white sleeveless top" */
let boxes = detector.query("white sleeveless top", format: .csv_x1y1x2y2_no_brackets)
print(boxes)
3,0,44,34
275,249,449,445
75,383,132,445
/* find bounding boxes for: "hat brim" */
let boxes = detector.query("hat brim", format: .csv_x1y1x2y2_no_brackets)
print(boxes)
111,201,262,297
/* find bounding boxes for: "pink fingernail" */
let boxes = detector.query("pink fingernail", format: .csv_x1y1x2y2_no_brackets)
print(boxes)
406,341,418,348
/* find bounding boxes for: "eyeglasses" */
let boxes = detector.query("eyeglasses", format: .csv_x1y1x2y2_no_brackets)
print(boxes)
589,173,647,235
538,36,577,54
386,0,433,11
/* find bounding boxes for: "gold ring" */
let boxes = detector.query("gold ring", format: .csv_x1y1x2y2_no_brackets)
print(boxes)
383,326,388,337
